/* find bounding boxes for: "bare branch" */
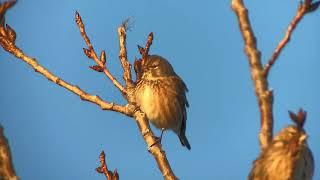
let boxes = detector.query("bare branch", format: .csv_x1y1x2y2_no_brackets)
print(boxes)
139,32,154,63
288,108,307,129
1,4,177,179
117,23,134,88
0,125,18,180
75,12,126,94
231,0,274,150
264,0,320,77
130,110,177,180
96,151,119,180
0,29,130,116
135,32,154,83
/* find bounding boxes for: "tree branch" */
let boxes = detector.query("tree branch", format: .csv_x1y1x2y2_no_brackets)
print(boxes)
231,0,274,150
263,0,320,77
138,32,154,64
2,45,130,115
0,2,177,179
132,110,177,180
118,19,134,89
75,12,126,94
0,125,18,180
96,151,119,180
0,17,131,117
75,13,176,178
135,32,154,83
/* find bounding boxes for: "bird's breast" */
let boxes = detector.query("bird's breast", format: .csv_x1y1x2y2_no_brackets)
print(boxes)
136,80,181,131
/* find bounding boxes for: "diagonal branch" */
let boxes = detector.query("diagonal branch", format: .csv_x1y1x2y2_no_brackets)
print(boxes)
263,0,320,77
132,110,177,180
231,0,274,150
0,125,18,180
75,12,126,94
0,28,131,116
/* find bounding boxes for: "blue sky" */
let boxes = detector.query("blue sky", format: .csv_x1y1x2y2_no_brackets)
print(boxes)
0,0,319,179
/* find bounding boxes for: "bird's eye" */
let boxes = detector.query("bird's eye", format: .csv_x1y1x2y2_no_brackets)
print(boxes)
149,65,158,69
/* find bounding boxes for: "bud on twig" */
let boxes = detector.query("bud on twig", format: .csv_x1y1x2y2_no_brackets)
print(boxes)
5,24,15,43
100,50,106,65
289,108,307,129
137,45,144,55
90,65,104,72
75,11,84,29
83,48,93,59
96,151,119,180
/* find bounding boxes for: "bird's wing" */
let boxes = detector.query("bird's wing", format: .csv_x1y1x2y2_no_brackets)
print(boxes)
165,76,189,134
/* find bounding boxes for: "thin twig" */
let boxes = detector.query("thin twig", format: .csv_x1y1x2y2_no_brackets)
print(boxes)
135,32,154,82
96,151,119,180
263,0,320,77
140,32,154,64
0,125,18,180
117,24,134,88
231,0,274,150
75,12,126,94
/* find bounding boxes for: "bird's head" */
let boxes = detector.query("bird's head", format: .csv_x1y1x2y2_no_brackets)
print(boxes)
273,126,307,145
141,55,176,79
273,109,308,146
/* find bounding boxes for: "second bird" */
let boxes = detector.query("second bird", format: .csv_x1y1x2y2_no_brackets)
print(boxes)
135,55,191,150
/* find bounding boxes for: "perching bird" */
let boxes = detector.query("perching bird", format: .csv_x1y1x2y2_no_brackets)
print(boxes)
248,109,314,180
134,55,191,150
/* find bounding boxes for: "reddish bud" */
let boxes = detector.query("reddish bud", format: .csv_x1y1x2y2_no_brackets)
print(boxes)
288,108,307,128
137,45,144,55
83,48,93,59
100,50,106,65
75,11,83,28
90,65,104,72
5,24,15,43
148,32,154,39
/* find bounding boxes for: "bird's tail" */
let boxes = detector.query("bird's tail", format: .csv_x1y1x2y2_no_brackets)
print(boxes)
179,133,191,150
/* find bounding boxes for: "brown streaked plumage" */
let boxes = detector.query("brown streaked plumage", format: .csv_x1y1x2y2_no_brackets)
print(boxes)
135,55,190,150
249,109,314,180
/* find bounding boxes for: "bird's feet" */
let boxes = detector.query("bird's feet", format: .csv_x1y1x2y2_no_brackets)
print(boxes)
148,128,165,150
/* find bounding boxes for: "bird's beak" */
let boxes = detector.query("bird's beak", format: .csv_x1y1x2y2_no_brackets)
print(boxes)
299,134,308,143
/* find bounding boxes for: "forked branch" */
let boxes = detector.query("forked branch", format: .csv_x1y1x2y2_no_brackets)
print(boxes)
74,12,177,180
231,0,274,150
0,1,177,179
75,12,126,94
231,0,319,151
